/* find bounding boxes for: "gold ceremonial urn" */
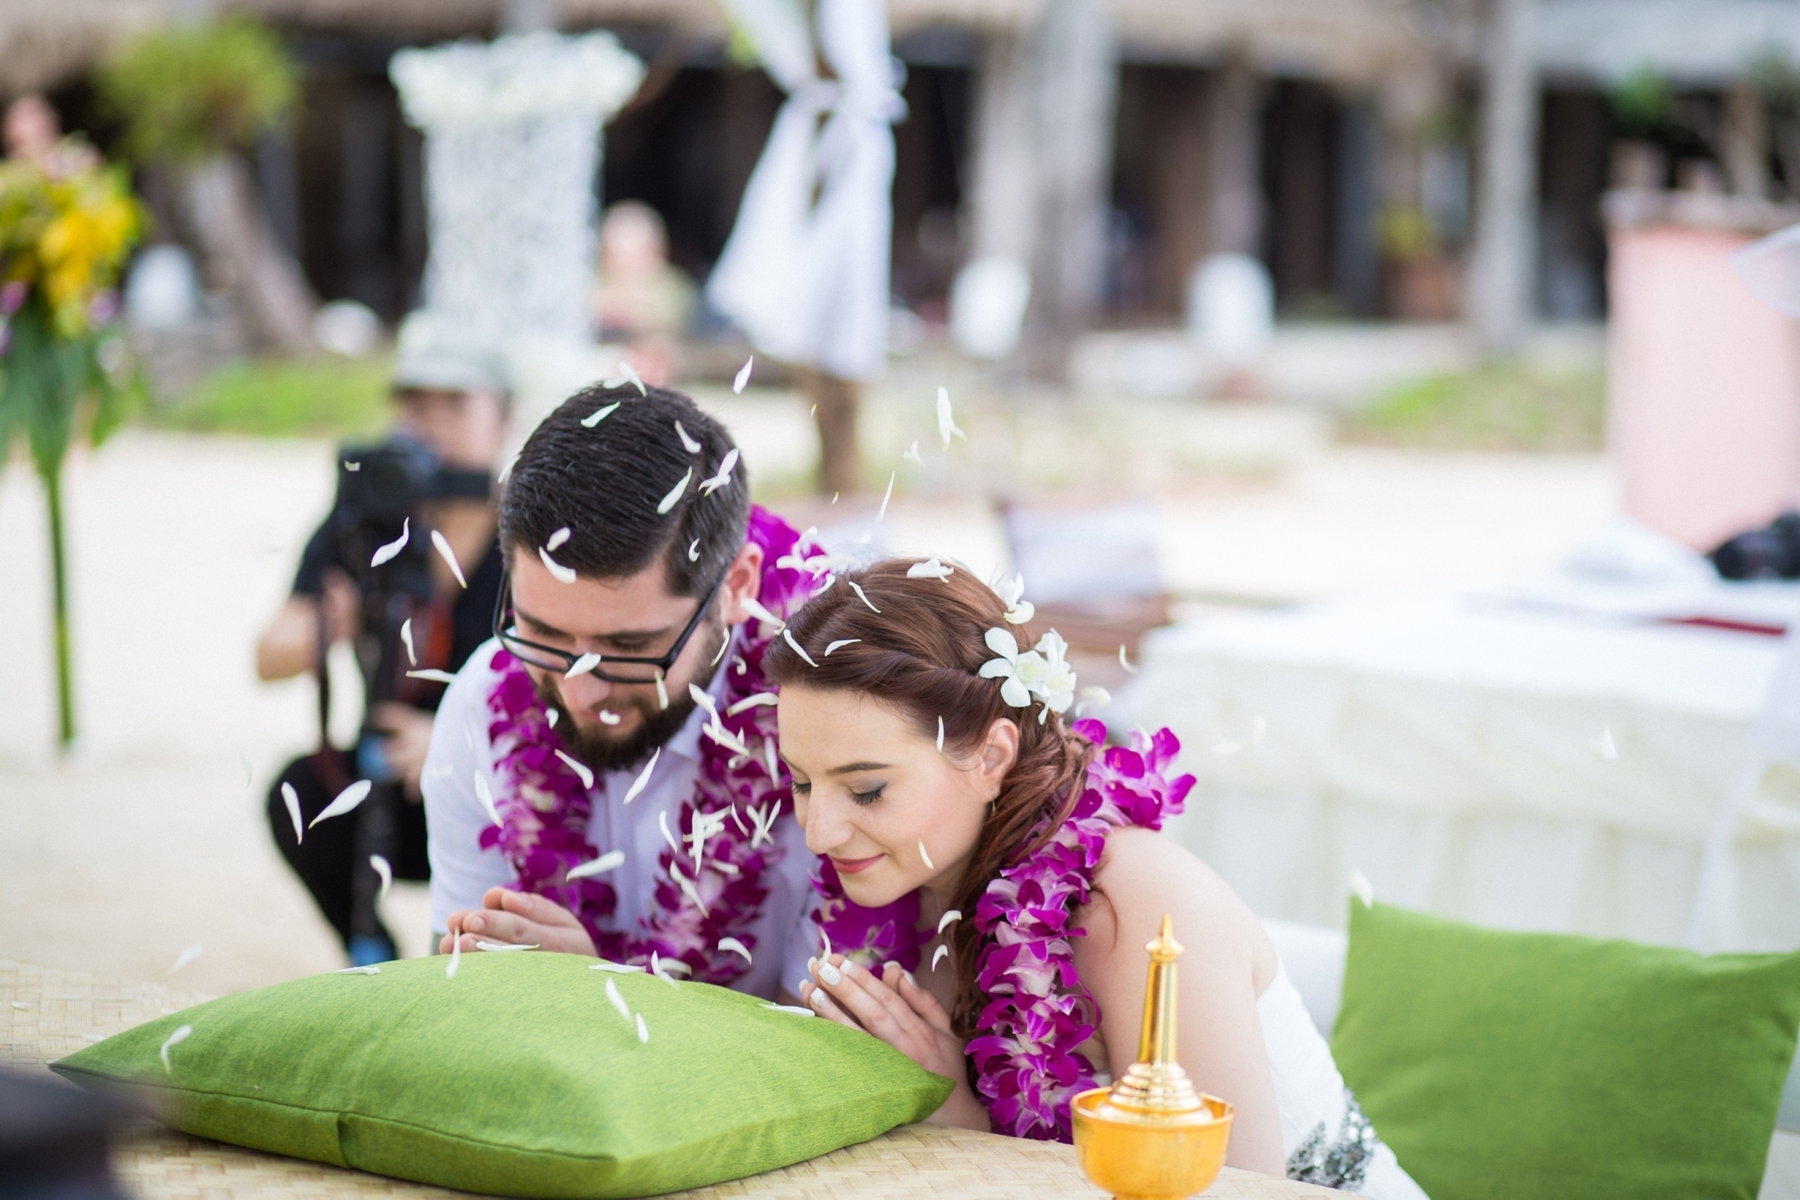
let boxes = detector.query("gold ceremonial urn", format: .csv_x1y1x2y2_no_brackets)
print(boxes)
1071,915,1233,1200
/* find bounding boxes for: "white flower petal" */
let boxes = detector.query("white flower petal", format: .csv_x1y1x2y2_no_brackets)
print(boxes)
338,965,380,975
581,401,621,427
554,749,595,790
280,782,304,845
906,557,953,581
567,849,625,880
718,936,753,965
849,582,881,613
824,639,860,656
918,838,935,870
474,940,538,952
310,779,372,828
699,448,739,495
878,471,894,520
727,692,780,716
686,683,719,721
159,1024,192,1073
370,854,392,899
167,944,203,976
936,385,964,449
654,671,669,710
762,1003,815,1017
782,627,820,667
590,961,643,973
566,653,602,679
984,628,1019,659
978,657,1015,679
344,460,361,471
400,618,416,665
687,538,699,562
622,748,661,804
657,468,693,514
1004,601,1035,625
1000,677,1032,708
1119,644,1138,673
675,420,703,454
547,527,571,551
539,546,578,584
446,933,461,977
547,708,560,727
903,440,924,464
406,668,457,684
370,518,409,567
740,595,784,629
605,977,632,1022
733,356,754,394
430,529,467,588
936,715,945,752
597,709,621,726
637,1013,650,1043
931,943,950,971
937,908,962,935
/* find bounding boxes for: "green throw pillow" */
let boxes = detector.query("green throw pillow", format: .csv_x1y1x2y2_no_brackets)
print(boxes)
52,952,952,1198
1332,901,1800,1200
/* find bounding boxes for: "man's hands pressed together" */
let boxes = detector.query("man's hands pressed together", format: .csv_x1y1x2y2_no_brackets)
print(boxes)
440,887,598,956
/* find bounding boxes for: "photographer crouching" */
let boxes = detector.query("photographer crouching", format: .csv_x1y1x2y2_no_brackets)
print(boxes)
256,339,509,965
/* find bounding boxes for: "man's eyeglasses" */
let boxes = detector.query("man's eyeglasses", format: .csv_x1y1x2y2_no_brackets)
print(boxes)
490,567,727,684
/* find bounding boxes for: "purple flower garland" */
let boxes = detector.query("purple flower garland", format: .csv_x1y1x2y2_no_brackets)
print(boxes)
814,718,1195,1142
483,507,825,983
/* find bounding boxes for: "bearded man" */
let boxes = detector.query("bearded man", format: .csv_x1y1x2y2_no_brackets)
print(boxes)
422,383,825,996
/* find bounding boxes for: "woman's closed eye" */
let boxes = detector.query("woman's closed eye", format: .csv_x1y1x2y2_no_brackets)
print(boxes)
848,784,886,806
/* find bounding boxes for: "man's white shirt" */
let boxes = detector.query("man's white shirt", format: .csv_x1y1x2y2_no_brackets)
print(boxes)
422,636,818,998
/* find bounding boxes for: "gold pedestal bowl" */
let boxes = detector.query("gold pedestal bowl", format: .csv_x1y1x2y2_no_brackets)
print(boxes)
1070,916,1234,1200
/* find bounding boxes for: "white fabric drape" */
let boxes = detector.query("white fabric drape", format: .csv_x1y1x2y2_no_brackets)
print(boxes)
707,0,903,380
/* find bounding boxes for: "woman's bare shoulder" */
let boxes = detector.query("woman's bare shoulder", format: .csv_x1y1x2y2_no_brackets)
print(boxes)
1082,827,1275,988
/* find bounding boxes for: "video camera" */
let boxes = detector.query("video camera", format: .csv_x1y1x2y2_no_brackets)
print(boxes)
315,433,490,958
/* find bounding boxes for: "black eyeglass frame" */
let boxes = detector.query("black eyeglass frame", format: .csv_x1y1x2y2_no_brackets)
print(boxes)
490,565,728,684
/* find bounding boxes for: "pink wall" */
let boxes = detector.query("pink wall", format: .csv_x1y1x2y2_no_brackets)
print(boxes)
1608,224,1800,548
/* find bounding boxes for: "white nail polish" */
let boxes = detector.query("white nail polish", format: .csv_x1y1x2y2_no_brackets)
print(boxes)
819,962,842,986
807,956,818,974
904,971,916,987
810,988,828,1009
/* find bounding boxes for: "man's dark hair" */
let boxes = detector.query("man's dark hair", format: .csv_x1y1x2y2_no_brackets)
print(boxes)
499,383,749,597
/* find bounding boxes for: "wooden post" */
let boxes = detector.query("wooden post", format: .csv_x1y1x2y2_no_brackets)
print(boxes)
1468,0,1538,357
1207,53,1262,258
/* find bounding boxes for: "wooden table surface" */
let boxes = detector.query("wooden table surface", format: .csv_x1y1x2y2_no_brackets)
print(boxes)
3,959,1338,1199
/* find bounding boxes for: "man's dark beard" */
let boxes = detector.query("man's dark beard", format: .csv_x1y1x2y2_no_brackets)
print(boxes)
532,620,729,775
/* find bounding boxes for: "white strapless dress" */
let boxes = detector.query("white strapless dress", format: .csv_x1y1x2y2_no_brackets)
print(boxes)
1257,962,1430,1199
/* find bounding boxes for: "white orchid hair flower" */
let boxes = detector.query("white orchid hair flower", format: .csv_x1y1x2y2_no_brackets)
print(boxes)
907,557,953,581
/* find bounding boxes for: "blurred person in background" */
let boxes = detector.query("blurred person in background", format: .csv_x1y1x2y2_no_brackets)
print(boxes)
255,339,509,964
5,93,98,177
591,201,695,387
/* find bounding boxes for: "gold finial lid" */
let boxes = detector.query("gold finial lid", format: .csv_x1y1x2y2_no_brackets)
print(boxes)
1105,914,1204,1115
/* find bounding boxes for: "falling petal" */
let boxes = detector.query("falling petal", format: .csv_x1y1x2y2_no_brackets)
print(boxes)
446,934,461,978
1350,871,1375,908
555,749,595,790
675,421,702,453
1075,686,1113,716
713,640,733,669
654,671,669,711
849,582,881,613
918,839,935,870
539,547,578,584
687,684,720,721
590,961,643,973
568,849,626,880
824,639,860,656
399,618,416,666
566,652,602,678
658,810,679,855
1119,644,1138,674
281,782,304,845
159,1024,192,1073
740,595,784,629
903,440,924,464
657,468,694,514
338,965,380,975
699,448,740,495
167,944,203,976
430,530,467,588
310,779,372,828
821,926,833,958
718,936,753,965
931,944,950,971
344,460,361,472
474,940,538,952
598,710,622,726
637,1013,650,1043
581,402,620,427
652,955,683,987
878,472,895,520
370,519,410,568
407,669,457,684
733,356,754,393
936,716,945,752
727,692,779,716
782,627,819,667
547,708,560,728
605,977,632,1022
547,527,571,551
474,772,501,826
936,386,965,449
937,909,962,935
687,539,699,562
370,854,392,899
906,557,954,581
763,1003,815,1017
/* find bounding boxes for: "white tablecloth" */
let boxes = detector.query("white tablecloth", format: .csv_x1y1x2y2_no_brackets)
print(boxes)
1124,593,1800,951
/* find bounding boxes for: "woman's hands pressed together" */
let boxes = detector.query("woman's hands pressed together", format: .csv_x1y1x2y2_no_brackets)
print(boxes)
801,954,992,1132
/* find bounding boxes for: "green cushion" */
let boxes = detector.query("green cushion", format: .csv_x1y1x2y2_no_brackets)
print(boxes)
1331,901,1800,1200
51,952,952,1198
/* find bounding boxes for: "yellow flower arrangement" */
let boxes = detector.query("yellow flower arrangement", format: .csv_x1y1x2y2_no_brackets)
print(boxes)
0,144,143,338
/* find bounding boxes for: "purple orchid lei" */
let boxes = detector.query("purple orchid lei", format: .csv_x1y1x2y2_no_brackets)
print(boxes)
483,506,827,983
814,718,1195,1142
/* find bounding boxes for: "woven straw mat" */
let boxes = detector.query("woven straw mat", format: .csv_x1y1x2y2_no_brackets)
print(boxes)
3,958,1335,1198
